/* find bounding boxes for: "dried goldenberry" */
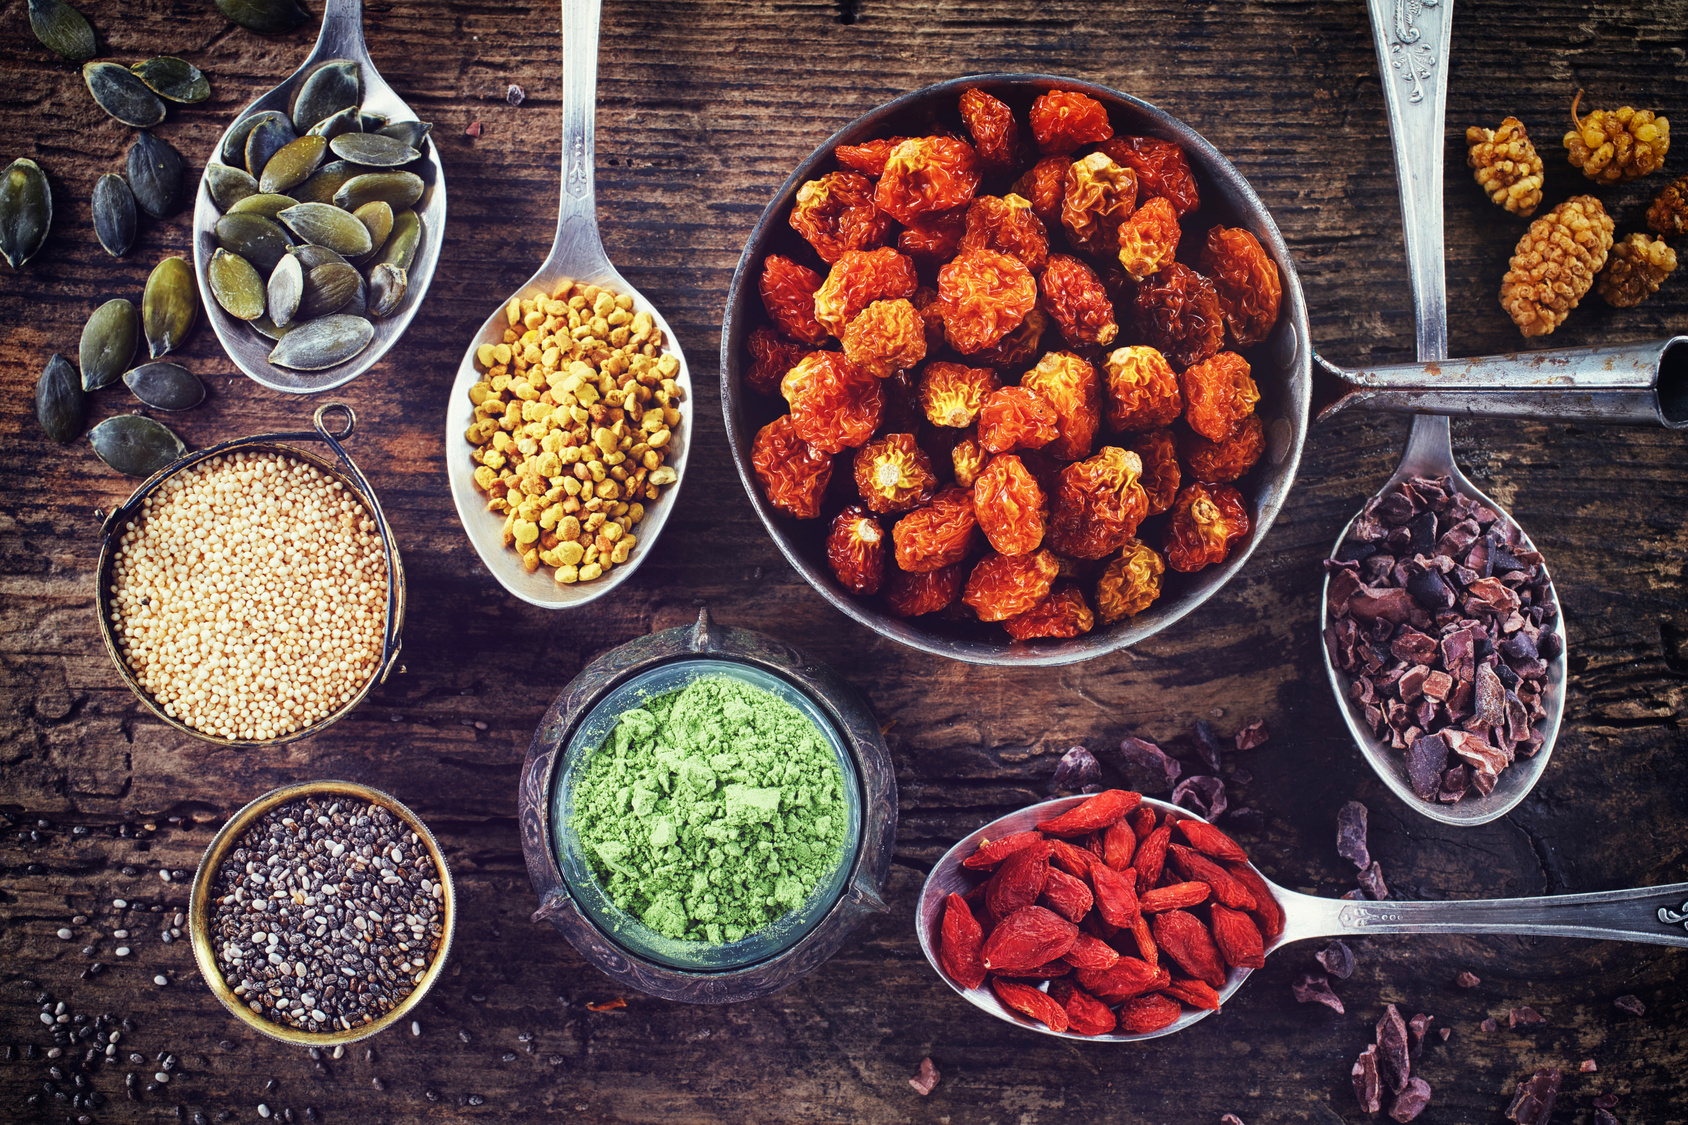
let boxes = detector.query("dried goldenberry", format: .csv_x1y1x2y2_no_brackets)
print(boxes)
1029,90,1113,155
1061,152,1137,258
897,207,968,264
1466,117,1544,217
1021,350,1102,461
1048,446,1148,560
1178,413,1264,484
1564,90,1670,185
1012,155,1070,230
835,137,905,177
884,560,964,617
781,351,885,453
893,485,979,573
1648,172,1688,236
1039,254,1118,348
1134,262,1224,369
854,433,937,514
1095,540,1166,623
744,327,808,396
814,247,920,338
911,286,948,350
874,136,983,226
826,505,888,595
937,248,1039,354
960,194,1050,272
960,88,1023,174
978,385,1059,455
919,361,1000,428
969,305,1048,371
1500,195,1614,337
842,298,928,377
1099,136,1200,218
1115,196,1180,282
1200,226,1282,349
964,548,1060,622
759,255,829,346
1181,352,1259,443
1128,427,1180,515
790,171,893,263
1103,345,1181,433
1163,482,1249,573
752,415,833,520
973,453,1048,557
951,429,987,488
1595,232,1677,308
1002,582,1095,640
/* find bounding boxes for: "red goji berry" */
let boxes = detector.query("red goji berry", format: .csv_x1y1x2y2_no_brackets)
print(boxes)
1174,819,1250,863
990,977,1070,1033
1139,881,1211,913
1061,931,1121,973
961,830,1046,871
981,905,1079,972
1102,821,1137,870
1075,956,1161,1004
984,838,1053,919
939,892,987,990
1134,824,1173,894
1151,909,1228,991
1117,993,1183,1034
1039,867,1094,923
1063,987,1119,1036
1089,860,1142,929
1209,903,1266,971
1168,845,1257,911
1035,789,1142,836
1224,860,1285,942
1163,976,1223,1011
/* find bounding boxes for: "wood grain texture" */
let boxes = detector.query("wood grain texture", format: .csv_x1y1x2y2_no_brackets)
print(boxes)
2,0,1687,1122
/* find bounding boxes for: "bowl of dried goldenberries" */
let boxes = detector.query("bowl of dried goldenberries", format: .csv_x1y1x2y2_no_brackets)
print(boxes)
722,75,1311,665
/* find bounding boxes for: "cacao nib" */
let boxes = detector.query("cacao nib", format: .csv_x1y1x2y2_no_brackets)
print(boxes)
1192,721,1226,774
1316,940,1355,980
1505,1067,1562,1125
1578,1059,1597,1073
1508,1006,1544,1028
1437,1027,1450,1041
1352,1044,1382,1113
1234,720,1270,751
1292,972,1345,1014
1220,1116,1246,1125
1388,1077,1432,1123
1114,736,1181,795
1359,861,1389,901
1407,1013,1434,1055
1612,994,1646,1017
1171,775,1226,820
1454,971,1480,989
1592,1094,1619,1110
1336,801,1370,870
1405,735,1447,799
1481,1017,1498,1032
908,1056,940,1096
1593,1111,1619,1125
1376,1004,1411,1094
1049,746,1102,794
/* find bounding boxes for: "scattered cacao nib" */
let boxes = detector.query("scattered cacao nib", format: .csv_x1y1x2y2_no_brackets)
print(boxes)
1454,971,1480,989
506,83,526,106
1437,1027,1450,1042
1407,1013,1434,1055
1224,806,1266,832
1358,861,1389,901
1578,1059,1597,1074
1505,1067,1562,1125
1049,746,1102,794
908,1056,940,1096
1509,1006,1544,1028
1220,1116,1246,1125
1481,1017,1498,1032
1376,1004,1411,1094
1316,940,1355,980
1171,774,1227,820
1388,1077,1432,1123
1114,735,1182,795
1230,767,1254,785
1612,994,1646,1017
465,120,483,137
1592,1094,1620,1110
1337,801,1371,870
1192,721,1226,773
1593,1111,1619,1125
1292,972,1345,1014
1352,1044,1383,1114
1341,888,1367,900
1234,720,1269,751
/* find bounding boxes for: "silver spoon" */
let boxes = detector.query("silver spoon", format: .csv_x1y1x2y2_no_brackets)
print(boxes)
916,796,1688,1043
443,0,692,609
1320,0,1565,826
193,0,446,394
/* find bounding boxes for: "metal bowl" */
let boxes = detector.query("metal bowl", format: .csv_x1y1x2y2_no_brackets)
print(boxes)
187,780,456,1047
720,74,1311,666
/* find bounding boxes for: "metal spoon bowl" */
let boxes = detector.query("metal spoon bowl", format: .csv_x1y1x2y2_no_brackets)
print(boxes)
915,795,1688,1043
443,0,691,609
193,0,445,394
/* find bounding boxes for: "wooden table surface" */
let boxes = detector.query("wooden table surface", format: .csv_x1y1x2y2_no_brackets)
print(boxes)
3,1,1687,1122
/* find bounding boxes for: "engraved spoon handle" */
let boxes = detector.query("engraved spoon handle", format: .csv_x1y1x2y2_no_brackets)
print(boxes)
551,0,611,272
314,0,369,64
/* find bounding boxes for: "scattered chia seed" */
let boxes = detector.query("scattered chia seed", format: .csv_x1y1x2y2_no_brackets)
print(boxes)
410,1021,421,1036
153,975,168,986
116,947,131,957
258,1104,271,1118
57,928,73,940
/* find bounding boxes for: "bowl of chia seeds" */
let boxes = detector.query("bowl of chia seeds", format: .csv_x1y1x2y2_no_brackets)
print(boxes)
188,780,455,1046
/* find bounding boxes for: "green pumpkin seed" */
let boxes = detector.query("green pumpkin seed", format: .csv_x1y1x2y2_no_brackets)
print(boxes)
267,253,303,327
215,212,292,274
373,209,420,272
28,0,95,62
208,248,266,321
79,297,138,391
91,173,136,259
83,61,166,128
249,315,293,341
244,114,296,178
36,353,85,444
131,57,210,104
297,262,359,319
0,157,52,269
367,264,408,318
142,256,198,358
291,160,356,206
359,111,388,132
376,120,433,150
259,134,327,195
214,0,307,34
333,171,423,212
89,414,185,478
204,162,259,211
289,59,360,133
344,272,368,317
278,201,373,257
350,200,393,262
226,192,296,219
306,106,363,141
123,361,205,411
269,314,373,370
221,110,288,166
328,133,419,168
127,131,187,219
290,243,348,270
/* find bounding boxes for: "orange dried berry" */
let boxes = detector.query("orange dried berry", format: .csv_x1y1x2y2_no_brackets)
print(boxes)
853,433,937,514
1179,413,1264,484
1038,254,1118,349
842,298,928,378
910,286,948,350
873,135,983,226
960,87,1023,174
960,193,1051,273
937,248,1039,355
1098,136,1201,218
964,547,1060,621
751,415,833,520
892,485,979,573
897,206,968,264
978,385,1059,455
1021,349,1102,461
969,305,1048,372
1201,226,1282,349
1048,446,1149,560
950,428,987,488
1002,582,1095,640
1061,152,1138,258
973,453,1048,556
919,361,1001,428
789,171,893,264
825,505,888,595
1095,540,1166,623
883,560,964,617
1103,345,1182,433
1029,89,1114,155
1128,427,1180,515
1115,196,1181,282
1163,482,1250,573
758,254,829,346
781,351,885,454
813,247,920,339
1011,154,1071,230
1135,262,1224,370
1180,351,1259,443
744,326,808,396
834,136,905,177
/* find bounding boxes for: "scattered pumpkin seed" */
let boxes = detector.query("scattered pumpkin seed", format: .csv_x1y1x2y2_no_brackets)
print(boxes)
83,61,166,128
36,353,85,444
259,134,327,195
297,261,360,319
226,192,296,219
0,157,52,269
91,173,136,258
269,314,373,370
127,131,188,219
375,120,433,150
79,297,138,391
328,133,418,168
306,106,363,141
278,201,373,257
291,159,357,206
28,0,95,62
367,263,407,318
208,248,266,321
267,253,303,327
244,114,296,178
123,361,205,411
142,256,198,358
215,212,292,273
131,57,210,104
290,59,361,133
333,171,423,212
373,209,420,272
204,162,259,211
214,0,307,35
89,414,185,477
221,110,288,166
350,200,393,261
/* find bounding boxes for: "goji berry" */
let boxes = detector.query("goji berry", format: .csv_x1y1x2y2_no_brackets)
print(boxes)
981,905,1078,972
882,560,964,617
1039,867,1095,923
939,892,987,989
825,505,887,595
892,485,980,573
780,351,885,454
1117,993,1183,1035
990,977,1070,1033
1168,845,1258,911
1209,903,1266,970
961,829,1046,871
1134,824,1173,893
1035,789,1142,836
1175,819,1250,863
963,548,1059,622
1102,821,1137,870
1074,956,1160,1004
1132,806,1157,840
751,414,833,520
1047,837,1096,878
789,170,893,264
758,254,829,346
1061,931,1120,972
985,838,1054,918
874,135,983,226
1139,881,1211,913
1152,909,1228,991
1129,915,1158,970
1162,976,1223,1011
1089,860,1142,929
1062,987,1119,1036
1029,89,1113,155
1224,860,1286,942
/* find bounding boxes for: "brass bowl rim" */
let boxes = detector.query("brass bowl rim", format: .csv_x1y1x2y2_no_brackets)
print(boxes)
187,779,457,1047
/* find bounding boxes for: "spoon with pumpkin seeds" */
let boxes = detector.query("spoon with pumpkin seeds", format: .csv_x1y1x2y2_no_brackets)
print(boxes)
192,0,444,394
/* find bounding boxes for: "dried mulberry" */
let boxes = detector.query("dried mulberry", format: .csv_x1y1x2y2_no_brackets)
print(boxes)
1021,349,1102,461
874,136,983,226
964,548,1060,622
919,361,1000,428
960,194,1050,272
1466,118,1544,217
1499,195,1614,337
883,561,964,617
1647,173,1688,237
937,248,1039,354
781,351,885,453
826,506,888,595
789,171,893,263
1595,232,1677,308
744,326,808,396
892,486,979,573
1002,582,1095,640
854,433,937,514
1103,345,1182,433
1095,540,1166,623
814,248,920,338
842,298,928,377
1039,254,1118,348
1048,446,1148,560
1564,90,1669,185
1061,152,1137,258
1115,196,1181,282
751,415,833,520
973,453,1047,557
1029,90,1113,155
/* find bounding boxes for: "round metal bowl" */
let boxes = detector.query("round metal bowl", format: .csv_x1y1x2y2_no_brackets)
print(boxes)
187,779,456,1047
94,403,405,748
720,74,1311,666
518,609,897,1003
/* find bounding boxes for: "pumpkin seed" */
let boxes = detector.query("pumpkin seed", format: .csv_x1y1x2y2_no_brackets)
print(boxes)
249,314,292,341
367,264,407,318
204,162,259,211
376,120,433,150
289,59,360,133
36,353,85,444
290,243,348,270
91,173,135,258
28,0,95,62
79,297,138,390
333,171,423,212
142,256,198,358
306,106,363,141
267,253,303,327
0,157,52,269
278,201,373,257
328,133,419,168
221,110,287,165
373,209,420,272
123,361,205,411
226,192,295,219
208,248,266,321
268,314,373,370
89,414,185,477
83,61,166,128
297,262,360,319
359,111,388,132
344,272,368,317
244,114,296,178
214,0,307,34
215,212,291,273
258,134,327,195
291,159,356,206
131,57,210,104
350,200,393,262
127,131,187,219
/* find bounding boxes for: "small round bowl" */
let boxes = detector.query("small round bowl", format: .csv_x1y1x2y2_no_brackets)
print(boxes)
188,780,456,1047
915,794,1257,1043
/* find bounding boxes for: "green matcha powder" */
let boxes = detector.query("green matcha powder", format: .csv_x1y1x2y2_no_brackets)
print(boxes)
569,675,850,945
